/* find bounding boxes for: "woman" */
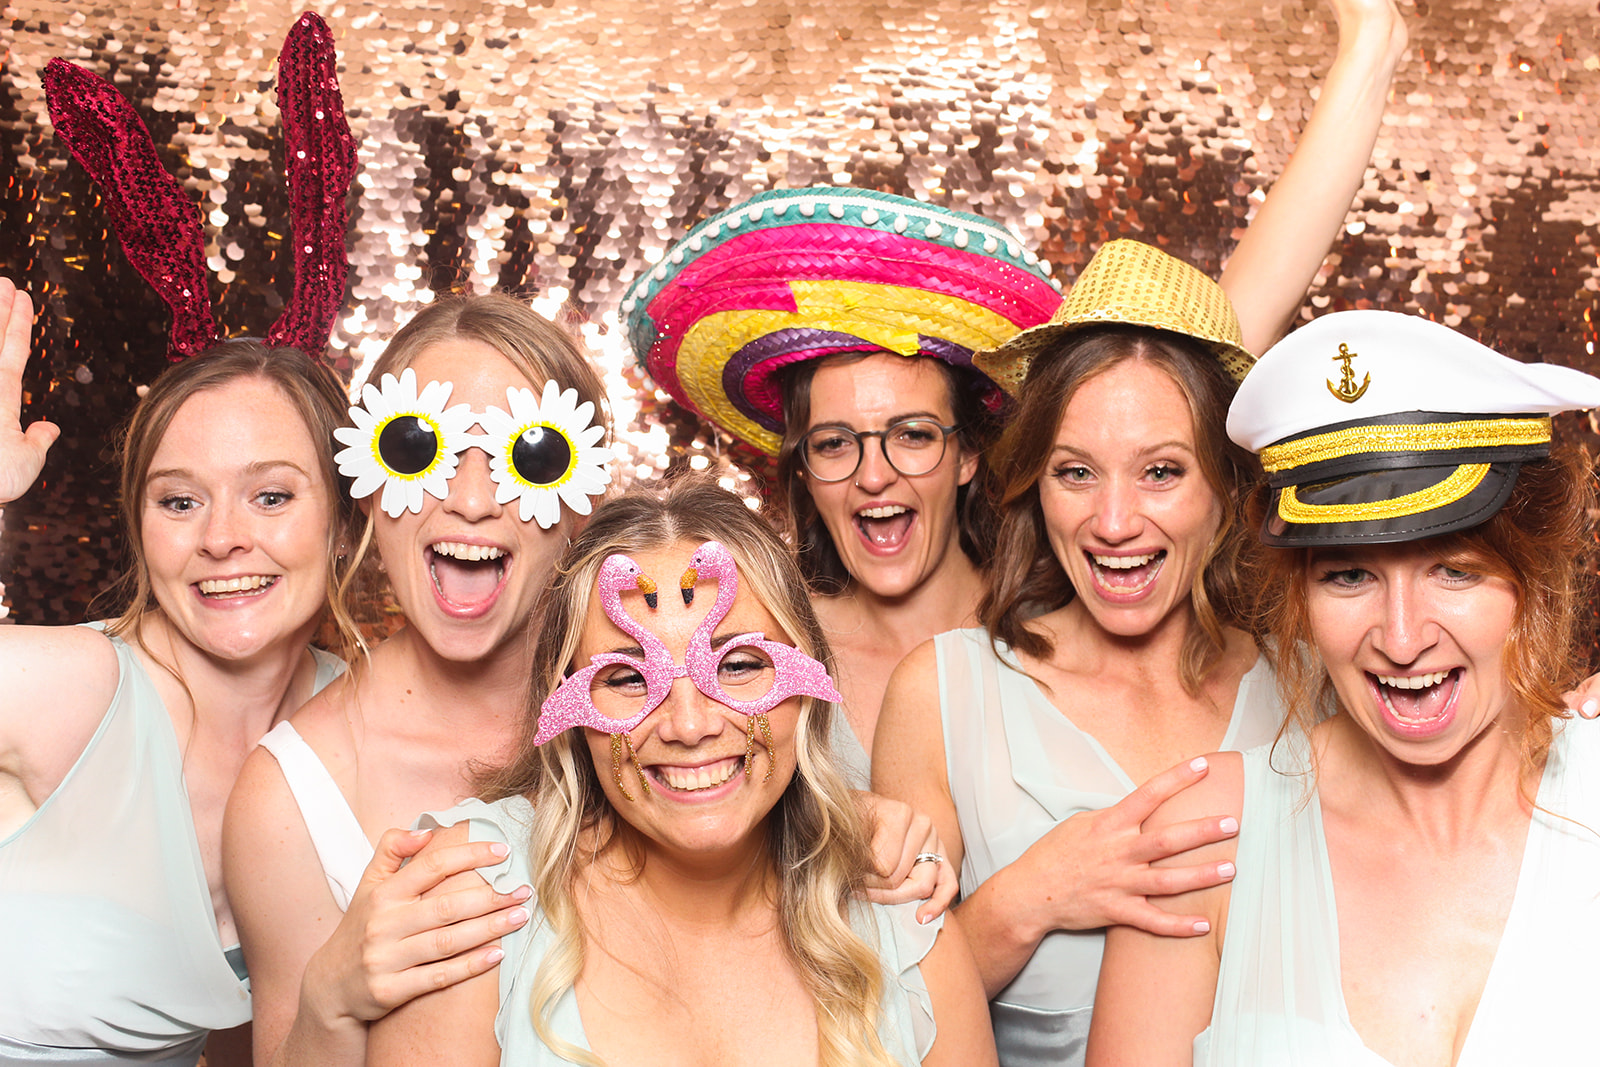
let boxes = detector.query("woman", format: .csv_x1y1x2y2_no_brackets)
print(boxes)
366,478,998,1066
0,278,357,1065
1089,310,1600,1064
872,241,1274,1064
224,294,614,1066
625,0,1408,778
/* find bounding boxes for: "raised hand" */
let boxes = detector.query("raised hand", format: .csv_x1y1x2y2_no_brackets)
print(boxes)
0,279,59,505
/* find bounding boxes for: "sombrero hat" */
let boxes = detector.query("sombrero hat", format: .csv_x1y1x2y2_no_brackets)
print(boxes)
621,186,1063,455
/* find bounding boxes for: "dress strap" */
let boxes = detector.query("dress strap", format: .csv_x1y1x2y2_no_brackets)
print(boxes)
257,721,372,911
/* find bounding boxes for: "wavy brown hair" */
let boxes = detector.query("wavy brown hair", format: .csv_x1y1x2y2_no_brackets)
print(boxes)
101,342,362,651
479,477,899,1067
1250,445,1596,779
773,352,1005,593
979,327,1258,694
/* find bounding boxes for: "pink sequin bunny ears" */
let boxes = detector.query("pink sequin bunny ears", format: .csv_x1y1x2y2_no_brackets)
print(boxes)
42,12,357,362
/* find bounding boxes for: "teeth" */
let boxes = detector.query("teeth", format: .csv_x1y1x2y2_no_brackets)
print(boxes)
197,575,275,594
1377,670,1450,690
1092,552,1158,570
658,759,740,792
432,541,506,562
858,505,909,519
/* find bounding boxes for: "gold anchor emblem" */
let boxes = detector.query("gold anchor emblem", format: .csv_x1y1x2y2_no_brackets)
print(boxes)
1327,342,1370,403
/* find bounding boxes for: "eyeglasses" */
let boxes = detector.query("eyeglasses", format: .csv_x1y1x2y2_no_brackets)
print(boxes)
799,418,960,483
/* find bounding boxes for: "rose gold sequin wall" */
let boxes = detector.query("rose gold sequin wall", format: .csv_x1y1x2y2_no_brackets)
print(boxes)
1,0,1597,625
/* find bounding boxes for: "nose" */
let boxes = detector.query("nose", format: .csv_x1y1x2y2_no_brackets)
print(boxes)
1089,476,1143,544
649,674,729,748
1372,577,1439,666
200,498,251,557
443,445,504,522
852,434,899,493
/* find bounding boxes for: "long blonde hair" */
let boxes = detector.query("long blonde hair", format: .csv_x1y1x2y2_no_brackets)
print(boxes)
479,478,900,1067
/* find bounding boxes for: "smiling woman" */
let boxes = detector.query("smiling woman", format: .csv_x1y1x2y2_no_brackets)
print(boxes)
1089,310,1600,1066
0,280,357,1066
223,293,615,1067
364,478,998,1067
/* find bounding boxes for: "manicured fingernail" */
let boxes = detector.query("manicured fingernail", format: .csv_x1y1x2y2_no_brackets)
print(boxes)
1220,817,1238,834
507,906,530,926
918,911,934,925
1193,920,1211,934
484,947,505,965
512,884,532,901
409,827,432,837
489,842,509,857
1190,756,1208,773
1217,861,1236,879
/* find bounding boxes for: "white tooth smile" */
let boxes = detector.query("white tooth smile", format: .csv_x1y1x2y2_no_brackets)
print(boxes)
858,505,909,519
657,758,741,792
197,575,277,595
1377,670,1450,690
431,541,507,562
1091,552,1158,570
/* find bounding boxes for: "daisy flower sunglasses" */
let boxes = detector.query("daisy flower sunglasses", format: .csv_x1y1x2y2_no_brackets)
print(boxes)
334,367,612,526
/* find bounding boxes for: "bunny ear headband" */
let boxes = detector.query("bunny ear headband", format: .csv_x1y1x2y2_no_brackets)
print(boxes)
42,11,357,362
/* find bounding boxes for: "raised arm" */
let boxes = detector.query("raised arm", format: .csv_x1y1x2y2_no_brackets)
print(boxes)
224,734,528,1067
1219,0,1408,353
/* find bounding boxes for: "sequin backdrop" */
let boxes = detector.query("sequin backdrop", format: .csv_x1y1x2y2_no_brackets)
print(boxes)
1,0,1597,626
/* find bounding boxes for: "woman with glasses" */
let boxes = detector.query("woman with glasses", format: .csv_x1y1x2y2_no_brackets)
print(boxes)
625,0,1405,793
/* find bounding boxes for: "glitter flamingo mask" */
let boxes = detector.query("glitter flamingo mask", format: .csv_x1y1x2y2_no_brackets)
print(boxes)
533,540,842,746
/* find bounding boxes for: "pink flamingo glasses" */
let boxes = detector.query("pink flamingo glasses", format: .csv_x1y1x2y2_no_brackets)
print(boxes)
533,540,842,745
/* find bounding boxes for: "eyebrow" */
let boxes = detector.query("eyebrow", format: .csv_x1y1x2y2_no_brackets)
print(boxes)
1051,440,1198,459
808,411,946,431
146,459,314,482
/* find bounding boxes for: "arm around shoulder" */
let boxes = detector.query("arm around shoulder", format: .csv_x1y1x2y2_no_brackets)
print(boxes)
1085,751,1246,1067
871,639,963,872
918,910,999,1067
363,824,502,1067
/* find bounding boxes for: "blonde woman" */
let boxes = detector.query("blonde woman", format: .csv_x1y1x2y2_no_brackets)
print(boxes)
367,479,996,1066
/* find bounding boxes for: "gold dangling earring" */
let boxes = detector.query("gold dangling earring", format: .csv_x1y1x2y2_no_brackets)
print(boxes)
610,734,635,802
744,714,758,778
622,733,651,797
743,714,776,782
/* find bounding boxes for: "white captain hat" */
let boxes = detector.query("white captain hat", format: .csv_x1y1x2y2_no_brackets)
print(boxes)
1227,310,1600,547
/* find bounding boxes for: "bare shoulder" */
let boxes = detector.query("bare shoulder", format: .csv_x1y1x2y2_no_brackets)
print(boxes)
1142,750,1246,834
883,636,941,703
874,637,946,775
0,624,122,783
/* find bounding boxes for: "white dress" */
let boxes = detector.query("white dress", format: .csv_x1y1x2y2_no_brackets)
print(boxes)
418,796,943,1065
1195,718,1600,1066
0,628,343,1066
935,627,1282,1067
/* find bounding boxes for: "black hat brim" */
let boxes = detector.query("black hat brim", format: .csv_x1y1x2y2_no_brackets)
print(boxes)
1262,461,1522,548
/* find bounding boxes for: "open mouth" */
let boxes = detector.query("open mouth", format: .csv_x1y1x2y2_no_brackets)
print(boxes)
648,756,743,794
196,575,278,599
1373,668,1460,728
1087,550,1166,595
427,540,510,611
854,504,915,551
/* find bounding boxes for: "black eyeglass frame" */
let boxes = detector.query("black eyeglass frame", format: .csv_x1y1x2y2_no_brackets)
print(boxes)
798,418,962,483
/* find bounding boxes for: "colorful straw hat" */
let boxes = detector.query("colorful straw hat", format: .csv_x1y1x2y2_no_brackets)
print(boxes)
974,239,1254,394
621,187,1063,455
1228,310,1600,546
